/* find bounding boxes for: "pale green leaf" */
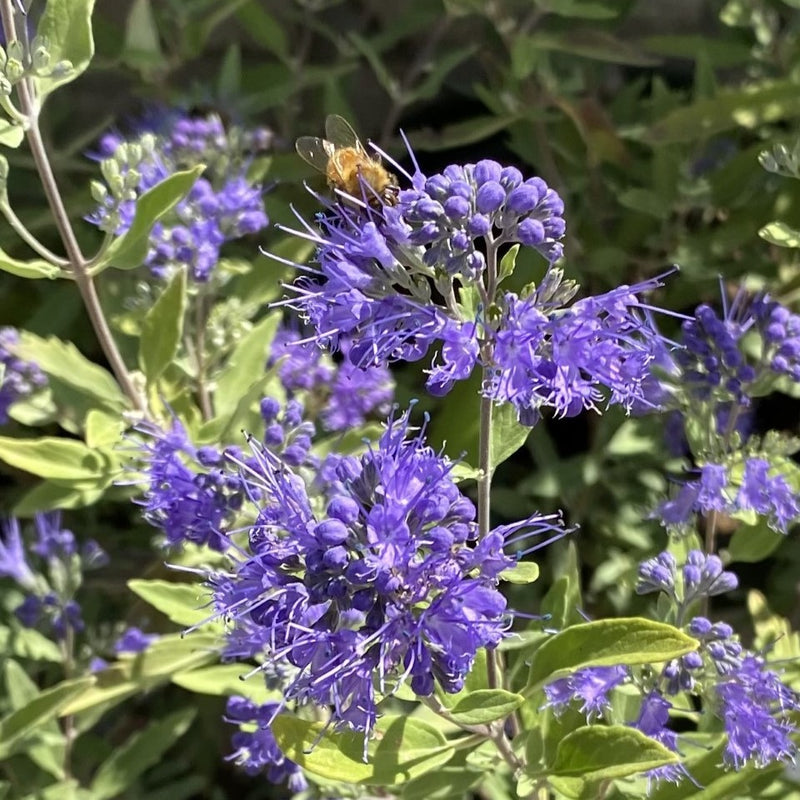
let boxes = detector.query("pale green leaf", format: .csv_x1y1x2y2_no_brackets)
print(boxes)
13,480,111,515
491,402,530,468
272,714,455,785
16,333,128,413
0,120,24,148
171,664,281,704
98,167,204,271
527,618,698,691
0,677,94,756
127,579,209,627
61,633,219,716
759,221,800,248
34,0,95,98
499,560,540,584
0,436,116,482
549,725,678,781
213,312,282,417
139,268,187,384
85,410,125,449
90,708,195,799
0,245,60,279
448,689,524,725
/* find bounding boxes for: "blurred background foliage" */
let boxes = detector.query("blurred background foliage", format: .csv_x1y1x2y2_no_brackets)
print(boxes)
3,0,800,796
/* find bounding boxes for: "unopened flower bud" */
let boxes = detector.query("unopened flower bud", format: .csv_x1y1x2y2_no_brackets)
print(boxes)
32,46,50,73
4,58,25,83
6,41,24,63
89,180,108,203
50,60,73,79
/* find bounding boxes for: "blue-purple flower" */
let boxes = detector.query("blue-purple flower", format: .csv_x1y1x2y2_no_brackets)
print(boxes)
487,277,670,425
225,697,306,789
209,409,564,742
134,418,244,550
89,111,269,282
398,159,566,276
268,325,394,431
2,513,106,641
114,627,159,654
0,327,47,424
544,552,800,785
544,665,628,720
656,457,799,534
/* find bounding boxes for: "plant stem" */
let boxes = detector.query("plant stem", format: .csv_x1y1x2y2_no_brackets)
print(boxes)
194,291,213,421
0,200,69,264
0,0,146,414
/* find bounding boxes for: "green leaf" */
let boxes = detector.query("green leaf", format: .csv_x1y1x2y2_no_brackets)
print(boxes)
60,633,219,716
0,120,24,148
99,167,204,271
526,31,660,66
123,0,165,73
127,579,208,627
725,517,786,563
401,757,481,800
0,245,60,279
0,436,115,482
527,618,698,691
0,626,62,662
33,0,95,98
491,402,530,468
16,334,127,413
85,410,125,449
0,677,94,756
759,220,800,248
272,714,455,785
234,4,289,61
171,665,280,704
448,689,524,725
139,268,187,384
408,115,518,151
645,80,800,144
212,312,282,418
14,479,111,515
535,0,621,18
89,708,195,800
5,661,39,709
499,560,540,584
498,244,520,282
549,725,677,781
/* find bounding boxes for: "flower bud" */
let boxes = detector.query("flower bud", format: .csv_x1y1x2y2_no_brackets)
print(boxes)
90,180,108,203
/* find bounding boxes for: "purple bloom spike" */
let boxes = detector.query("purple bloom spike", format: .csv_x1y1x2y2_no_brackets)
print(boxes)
208,408,566,743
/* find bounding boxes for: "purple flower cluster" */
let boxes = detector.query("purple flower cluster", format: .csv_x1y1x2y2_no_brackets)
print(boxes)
225,697,306,789
135,399,321,550
135,418,245,550
114,626,159,654
89,111,269,282
0,327,47,424
752,297,800,381
543,551,799,786
268,325,394,432
658,290,800,408
0,513,107,641
486,279,668,425
282,163,669,423
657,457,799,533
210,410,563,743
398,159,566,277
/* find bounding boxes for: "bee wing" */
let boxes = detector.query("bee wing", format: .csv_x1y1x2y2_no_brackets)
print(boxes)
295,136,335,173
325,114,364,151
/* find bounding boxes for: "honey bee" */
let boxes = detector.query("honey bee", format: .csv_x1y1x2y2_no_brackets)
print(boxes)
296,114,399,207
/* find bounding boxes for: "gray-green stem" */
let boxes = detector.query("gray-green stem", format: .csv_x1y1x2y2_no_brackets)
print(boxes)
0,0,146,414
